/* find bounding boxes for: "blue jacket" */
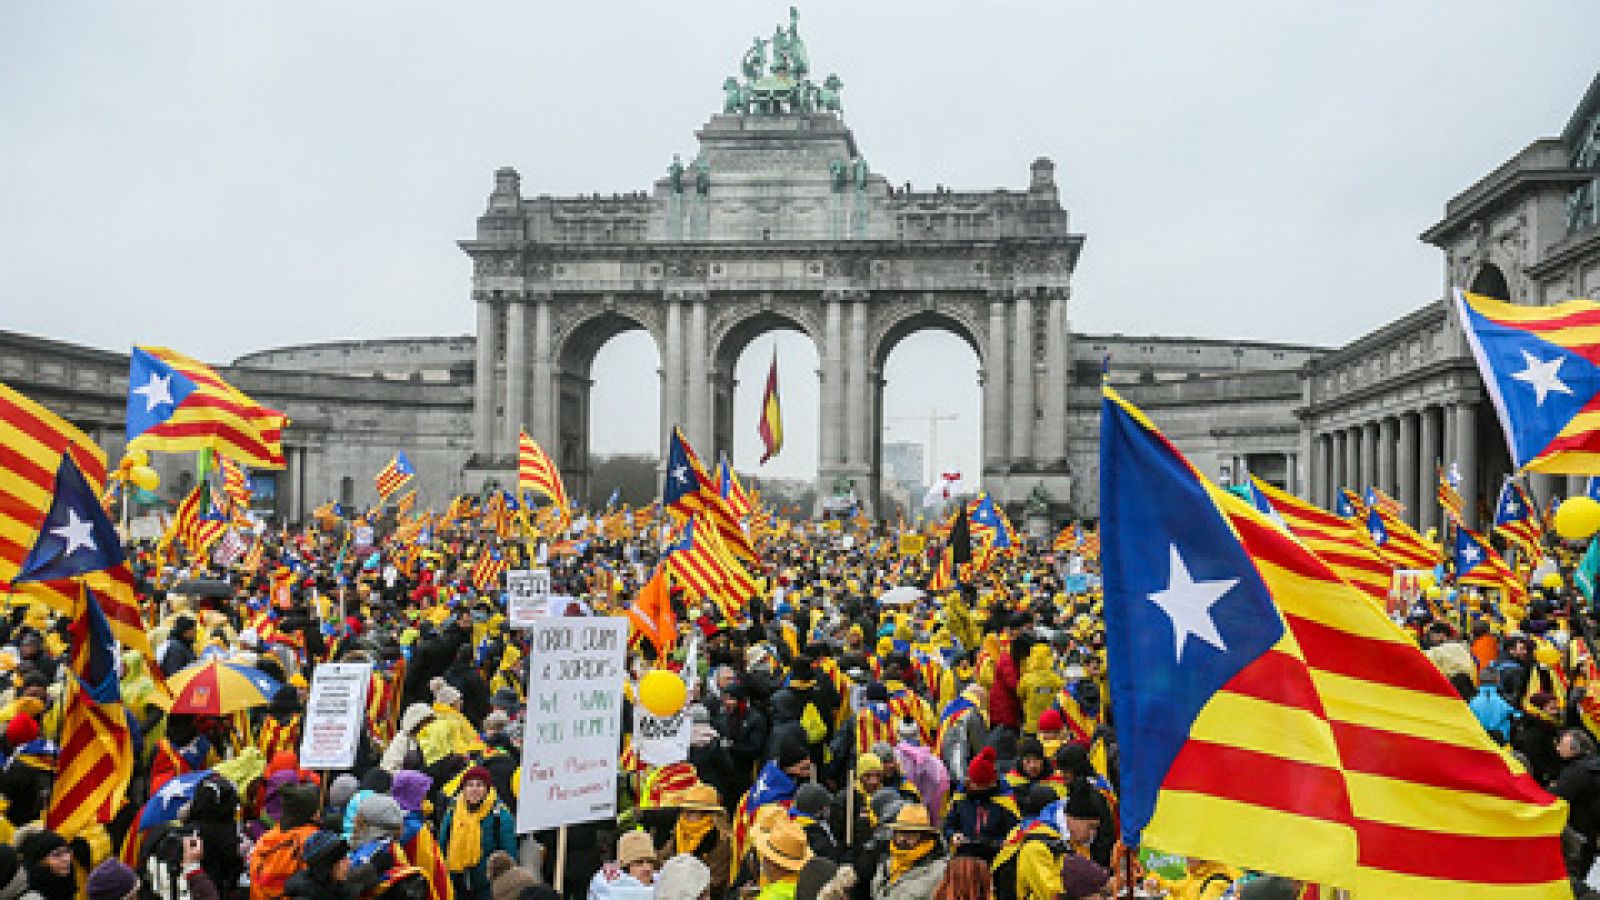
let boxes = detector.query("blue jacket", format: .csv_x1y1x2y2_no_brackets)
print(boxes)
1469,684,1515,743
440,800,518,889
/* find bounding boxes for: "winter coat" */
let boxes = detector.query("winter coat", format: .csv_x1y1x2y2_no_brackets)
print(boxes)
869,850,946,900
938,708,988,781
941,788,1019,860
988,651,1021,730
439,800,518,896
1555,753,1600,840
1469,684,1515,743
1016,646,1064,735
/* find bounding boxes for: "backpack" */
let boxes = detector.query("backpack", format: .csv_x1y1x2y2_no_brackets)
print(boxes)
800,702,828,745
990,833,1066,900
249,824,318,900
141,828,191,900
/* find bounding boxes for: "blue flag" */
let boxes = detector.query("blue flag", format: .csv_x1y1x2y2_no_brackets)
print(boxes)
16,454,125,582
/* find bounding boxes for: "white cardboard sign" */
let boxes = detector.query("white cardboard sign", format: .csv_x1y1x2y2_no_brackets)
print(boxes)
298,662,372,770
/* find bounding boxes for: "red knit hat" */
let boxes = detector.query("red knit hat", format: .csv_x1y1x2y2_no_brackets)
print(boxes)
5,714,38,748
1037,708,1064,733
966,746,998,788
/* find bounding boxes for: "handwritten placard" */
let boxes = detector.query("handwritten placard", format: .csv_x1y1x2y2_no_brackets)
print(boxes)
517,617,627,833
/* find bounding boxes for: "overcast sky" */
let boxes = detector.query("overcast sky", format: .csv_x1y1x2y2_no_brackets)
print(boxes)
5,2,1597,481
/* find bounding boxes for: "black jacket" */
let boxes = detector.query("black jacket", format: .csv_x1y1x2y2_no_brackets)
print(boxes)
1556,754,1600,839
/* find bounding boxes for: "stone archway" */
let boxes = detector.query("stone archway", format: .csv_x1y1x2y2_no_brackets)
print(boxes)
870,301,987,516
549,305,664,505
708,306,822,472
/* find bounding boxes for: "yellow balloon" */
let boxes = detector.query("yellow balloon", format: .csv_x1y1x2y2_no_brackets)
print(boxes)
122,448,150,469
1556,496,1600,540
130,466,160,492
638,668,687,718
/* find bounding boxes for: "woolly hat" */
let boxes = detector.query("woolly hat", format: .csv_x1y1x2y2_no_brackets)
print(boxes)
1064,784,1099,820
777,741,810,770
430,677,463,708
462,765,493,788
856,754,883,777
0,845,23,900
966,746,998,789
355,794,404,834
1037,708,1064,733
328,774,361,809
391,769,433,813
1018,736,1045,761
86,860,139,900
793,783,831,817
868,788,905,825
491,688,521,710
483,711,510,733
870,742,896,767
654,854,712,900
795,857,838,900
1059,855,1110,899
4,715,38,749
616,830,656,868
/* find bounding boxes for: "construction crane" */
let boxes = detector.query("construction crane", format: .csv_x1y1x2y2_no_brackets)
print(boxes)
885,410,960,483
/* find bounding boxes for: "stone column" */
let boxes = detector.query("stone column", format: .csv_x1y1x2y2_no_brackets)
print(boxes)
1012,290,1035,466
286,446,303,525
984,293,1010,469
1310,436,1325,504
1457,401,1478,527
1418,406,1440,533
662,293,684,450
473,295,498,459
847,293,869,468
1039,288,1069,464
531,293,553,446
1377,416,1397,498
821,292,844,469
1338,427,1351,495
1361,421,1379,492
688,292,710,451
1398,411,1419,525
1288,451,1299,495
504,295,527,446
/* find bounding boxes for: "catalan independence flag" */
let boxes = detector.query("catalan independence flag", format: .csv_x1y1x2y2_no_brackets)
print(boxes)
1364,502,1438,572
664,428,757,563
471,547,508,592
758,349,783,464
126,347,287,469
1493,479,1543,560
1101,386,1567,897
1456,287,1600,473
1249,478,1392,605
374,451,416,502
1454,524,1528,608
518,431,569,514
47,585,134,839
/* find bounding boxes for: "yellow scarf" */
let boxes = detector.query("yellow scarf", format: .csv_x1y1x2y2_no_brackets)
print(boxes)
887,837,934,884
675,815,715,855
444,788,498,872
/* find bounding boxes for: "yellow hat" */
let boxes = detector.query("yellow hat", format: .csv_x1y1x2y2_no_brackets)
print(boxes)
757,819,812,872
289,673,308,689
889,805,939,834
668,782,723,812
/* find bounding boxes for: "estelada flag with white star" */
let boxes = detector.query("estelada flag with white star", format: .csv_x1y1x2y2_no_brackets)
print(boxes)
126,346,288,469
1493,479,1543,559
1100,385,1568,898
1453,523,1527,608
1457,287,1600,474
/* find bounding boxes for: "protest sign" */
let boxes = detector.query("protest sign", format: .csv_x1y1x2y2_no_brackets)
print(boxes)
299,662,372,770
518,618,627,833
506,568,552,627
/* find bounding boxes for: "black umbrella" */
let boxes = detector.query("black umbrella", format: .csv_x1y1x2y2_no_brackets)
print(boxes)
170,578,233,599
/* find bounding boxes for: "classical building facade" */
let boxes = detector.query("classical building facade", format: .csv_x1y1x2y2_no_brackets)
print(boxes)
1300,73,1600,530
4,13,1592,529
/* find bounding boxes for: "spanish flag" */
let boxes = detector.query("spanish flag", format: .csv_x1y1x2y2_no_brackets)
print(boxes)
1101,386,1567,898
758,348,783,464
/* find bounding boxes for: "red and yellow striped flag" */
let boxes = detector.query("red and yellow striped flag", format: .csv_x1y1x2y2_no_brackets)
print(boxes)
1437,465,1465,524
1252,479,1392,604
0,383,109,612
518,431,569,514
167,485,226,558
1103,389,1568,898
48,586,134,839
758,349,783,464
127,347,287,469
1366,503,1439,571
471,547,507,591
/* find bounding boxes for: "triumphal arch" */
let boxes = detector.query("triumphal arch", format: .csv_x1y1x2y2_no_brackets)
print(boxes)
461,9,1083,515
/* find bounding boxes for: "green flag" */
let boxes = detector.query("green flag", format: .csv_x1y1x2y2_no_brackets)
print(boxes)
1577,537,1600,603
